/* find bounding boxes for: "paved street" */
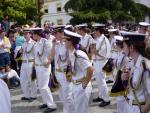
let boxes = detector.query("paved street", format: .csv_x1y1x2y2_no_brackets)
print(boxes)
11,81,117,113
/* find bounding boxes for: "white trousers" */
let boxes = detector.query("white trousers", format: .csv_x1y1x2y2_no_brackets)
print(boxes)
93,60,110,101
0,79,11,113
72,82,92,113
20,62,37,98
116,96,126,113
35,66,57,108
124,102,150,113
55,72,74,113
126,102,150,113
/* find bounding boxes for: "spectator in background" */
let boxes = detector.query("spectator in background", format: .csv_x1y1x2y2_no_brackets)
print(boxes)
8,29,17,71
14,29,25,74
44,23,50,31
14,25,22,38
0,29,11,67
8,29,16,51
14,30,25,58
29,21,37,28
1,15,10,34
5,65,20,89
0,52,6,79
10,24,16,30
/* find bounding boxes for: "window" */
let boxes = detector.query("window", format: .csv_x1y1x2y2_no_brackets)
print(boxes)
56,3,62,12
44,9,48,13
57,7,62,12
57,19,63,25
44,4,48,13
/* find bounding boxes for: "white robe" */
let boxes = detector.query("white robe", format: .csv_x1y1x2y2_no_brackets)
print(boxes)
0,79,11,113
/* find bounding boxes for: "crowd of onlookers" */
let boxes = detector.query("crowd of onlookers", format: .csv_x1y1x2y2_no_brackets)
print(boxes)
0,16,38,88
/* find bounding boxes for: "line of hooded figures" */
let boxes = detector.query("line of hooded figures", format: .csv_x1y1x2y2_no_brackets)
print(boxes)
0,22,150,113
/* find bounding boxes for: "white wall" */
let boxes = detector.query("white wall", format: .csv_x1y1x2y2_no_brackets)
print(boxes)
47,0,68,14
41,13,72,26
41,0,71,26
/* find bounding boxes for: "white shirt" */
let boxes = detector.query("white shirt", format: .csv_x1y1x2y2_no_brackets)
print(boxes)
109,37,116,49
22,38,35,60
34,38,52,65
127,55,150,102
92,34,111,60
0,72,8,79
7,69,19,80
115,52,126,70
47,35,55,49
109,37,118,59
69,50,92,80
0,79,11,113
55,40,68,69
48,35,55,41
80,34,94,52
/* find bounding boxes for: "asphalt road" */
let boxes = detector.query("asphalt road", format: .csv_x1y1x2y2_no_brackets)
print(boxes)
11,81,117,113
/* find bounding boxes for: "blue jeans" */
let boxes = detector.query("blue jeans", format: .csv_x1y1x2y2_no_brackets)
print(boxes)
0,52,10,66
9,76,20,87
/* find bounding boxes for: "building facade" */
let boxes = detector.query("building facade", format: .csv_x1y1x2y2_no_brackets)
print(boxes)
41,0,150,26
41,0,71,26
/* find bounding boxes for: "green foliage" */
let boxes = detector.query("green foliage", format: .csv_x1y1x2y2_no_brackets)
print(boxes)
69,10,111,24
64,0,150,24
111,11,135,22
0,0,38,24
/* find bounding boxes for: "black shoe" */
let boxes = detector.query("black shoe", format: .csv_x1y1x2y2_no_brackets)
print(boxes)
39,104,48,109
106,80,114,84
28,97,37,102
44,108,57,113
21,97,30,101
30,97,37,101
93,97,104,102
99,101,110,107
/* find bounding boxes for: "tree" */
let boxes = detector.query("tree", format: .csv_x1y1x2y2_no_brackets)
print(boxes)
0,0,39,24
64,0,150,24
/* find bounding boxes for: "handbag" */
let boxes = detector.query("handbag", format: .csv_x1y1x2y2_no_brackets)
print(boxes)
65,63,72,82
31,66,36,81
110,55,127,97
48,73,59,92
109,70,126,97
102,58,114,73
